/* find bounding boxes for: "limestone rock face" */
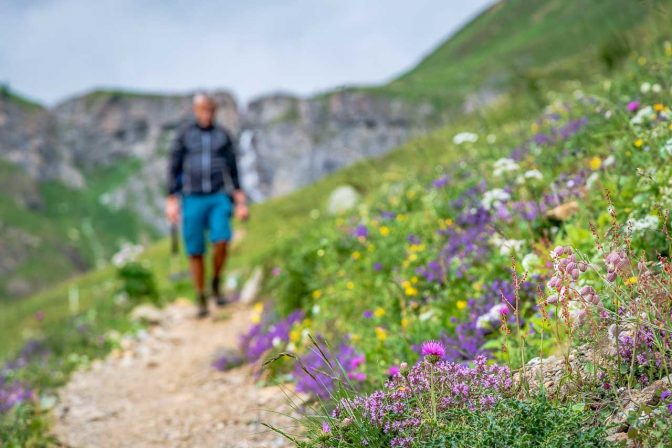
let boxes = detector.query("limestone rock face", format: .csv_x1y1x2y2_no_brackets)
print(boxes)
241,91,434,198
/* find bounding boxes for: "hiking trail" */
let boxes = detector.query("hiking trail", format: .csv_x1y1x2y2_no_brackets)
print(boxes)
52,300,297,448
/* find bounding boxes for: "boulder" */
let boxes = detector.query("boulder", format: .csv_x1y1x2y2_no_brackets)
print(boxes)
327,185,360,214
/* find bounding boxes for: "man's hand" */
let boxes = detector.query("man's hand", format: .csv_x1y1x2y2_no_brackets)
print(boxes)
165,195,180,224
233,190,249,221
235,204,250,221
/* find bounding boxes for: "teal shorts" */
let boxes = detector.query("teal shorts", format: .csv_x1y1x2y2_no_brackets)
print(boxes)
182,193,233,256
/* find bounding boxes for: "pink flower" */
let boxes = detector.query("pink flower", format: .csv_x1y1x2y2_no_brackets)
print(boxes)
627,100,640,112
421,340,446,362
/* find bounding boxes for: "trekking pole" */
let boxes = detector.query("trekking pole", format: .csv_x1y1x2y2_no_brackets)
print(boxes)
169,223,180,282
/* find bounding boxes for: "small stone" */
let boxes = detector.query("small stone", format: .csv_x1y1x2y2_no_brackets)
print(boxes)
327,185,360,214
240,267,263,304
130,304,164,325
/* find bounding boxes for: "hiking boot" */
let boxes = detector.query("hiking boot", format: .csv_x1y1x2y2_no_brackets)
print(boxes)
212,276,228,307
196,293,209,318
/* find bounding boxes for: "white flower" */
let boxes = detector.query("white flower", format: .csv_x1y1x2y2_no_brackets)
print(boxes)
603,155,615,167
631,106,654,125
486,134,497,144
492,158,519,177
111,243,144,267
652,83,662,93
641,82,651,94
481,188,510,210
272,336,282,348
660,138,672,158
490,234,524,256
453,132,478,145
521,253,541,272
586,172,600,189
628,215,659,233
524,169,543,180
476,303,509,329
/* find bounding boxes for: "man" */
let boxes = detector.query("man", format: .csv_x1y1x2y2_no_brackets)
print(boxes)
166,93,249,318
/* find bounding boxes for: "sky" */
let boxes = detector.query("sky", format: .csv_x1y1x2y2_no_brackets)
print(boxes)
0,0,492,106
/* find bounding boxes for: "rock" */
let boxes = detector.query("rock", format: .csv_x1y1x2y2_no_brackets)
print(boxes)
327,185,360,214
130,304,164,325
240,267,263,304
546,201,580,221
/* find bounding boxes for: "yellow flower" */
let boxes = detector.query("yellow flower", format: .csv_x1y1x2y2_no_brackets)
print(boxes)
352,251,362,260
312,289,322,299
289,328,301,343
654,103,665,113
404,286,418,297
375,326,387,341
367,243,375,252
531,122,539,133
396,214,407,222
456,300,467,310
351,333,361,342
589,156,602,171
374,307,386,318
380,226,390,236
411,276,418,284
474,283,482,292
402,260,410,268
401,280,411,289
625,276,638,285
408,253,418,262
401,318,409,329
346,281,355,290
251,302,264,324
634,138,644,148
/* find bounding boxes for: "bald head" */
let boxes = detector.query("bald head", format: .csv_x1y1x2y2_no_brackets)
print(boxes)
192,92,217,128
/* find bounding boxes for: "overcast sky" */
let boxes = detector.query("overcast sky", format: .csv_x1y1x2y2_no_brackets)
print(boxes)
1,0,492,106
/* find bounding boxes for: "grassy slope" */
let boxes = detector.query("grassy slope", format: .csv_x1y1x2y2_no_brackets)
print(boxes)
0,158,156,299
374,0,669,105
1,0,668,360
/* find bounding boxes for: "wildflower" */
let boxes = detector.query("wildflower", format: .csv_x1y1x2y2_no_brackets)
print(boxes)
322,421,331,433
346,281,355,290
521,253,541,272
401,318,409,329
312,290,322,299
353,224,369,239
362,310,373,319
379,226,390,236
373,262,383,271
588,156,602,171
492,158,519,176
388,365,400,377
627,100,640,112
625,276,637,285
404,286,418,296
432,175,450,189
634,138,644,148
351,251,361,260
375,327,388,341
456,300,467,310
641,82,651,94
421,340,446,362
523,169,543,180
662,390,672,401
453,132,478,144
374,307,386,318
654,103,665,112
481,188,511,210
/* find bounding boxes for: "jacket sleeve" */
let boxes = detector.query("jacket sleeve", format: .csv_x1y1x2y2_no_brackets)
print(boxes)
225,132,242,191
167,129,186,195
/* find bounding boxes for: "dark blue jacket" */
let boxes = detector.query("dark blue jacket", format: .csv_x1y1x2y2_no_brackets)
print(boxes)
168,121,241,196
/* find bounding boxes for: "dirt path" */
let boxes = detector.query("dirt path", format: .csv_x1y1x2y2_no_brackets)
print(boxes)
52,300,298,448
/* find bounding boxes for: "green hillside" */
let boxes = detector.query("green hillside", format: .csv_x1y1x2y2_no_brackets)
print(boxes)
378,0,669,105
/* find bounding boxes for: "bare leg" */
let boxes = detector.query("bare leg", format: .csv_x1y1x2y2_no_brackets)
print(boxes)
212,242,228,305
189,255,208,316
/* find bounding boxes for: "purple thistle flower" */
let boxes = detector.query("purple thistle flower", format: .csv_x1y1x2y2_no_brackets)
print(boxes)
627,100,640,112
421,340,446,362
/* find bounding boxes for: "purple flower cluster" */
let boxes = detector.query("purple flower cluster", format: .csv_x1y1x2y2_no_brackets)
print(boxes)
440,278,539,362
294,339,366,399
614,328,672,385
332,355,511,447
239,309,304,362
0,378,33,413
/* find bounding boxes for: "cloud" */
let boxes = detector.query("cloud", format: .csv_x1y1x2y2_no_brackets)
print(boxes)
0,0,492,105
